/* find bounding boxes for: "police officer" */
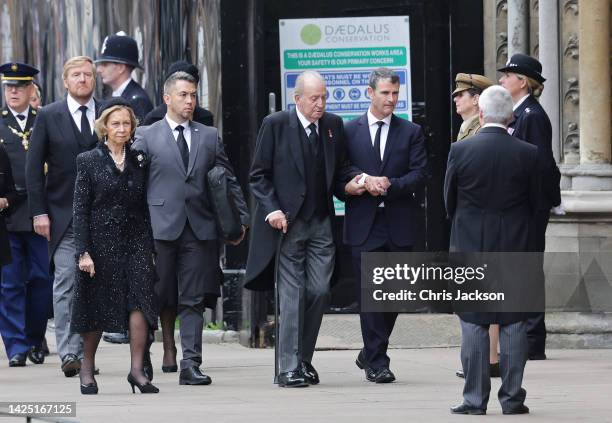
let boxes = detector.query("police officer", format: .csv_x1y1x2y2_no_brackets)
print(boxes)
452,73,494,141
0,62,52,366
95,31,153,124
499,54,561,360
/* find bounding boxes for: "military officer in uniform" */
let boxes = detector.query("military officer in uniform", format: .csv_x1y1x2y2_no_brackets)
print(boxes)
0,62,52,367
452,73,494,141
95,32,153,124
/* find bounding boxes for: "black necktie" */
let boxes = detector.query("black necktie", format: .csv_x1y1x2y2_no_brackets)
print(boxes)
176,125,189,169
373,121,384,164
16,114,26,121
79,105,91,137
307,123,318,153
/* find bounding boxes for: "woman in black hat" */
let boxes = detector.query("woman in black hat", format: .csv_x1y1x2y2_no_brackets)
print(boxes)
499,54,561,360
71,98,158,394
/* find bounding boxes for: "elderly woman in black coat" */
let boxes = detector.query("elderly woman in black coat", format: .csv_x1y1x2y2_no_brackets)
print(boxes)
71,98,158,394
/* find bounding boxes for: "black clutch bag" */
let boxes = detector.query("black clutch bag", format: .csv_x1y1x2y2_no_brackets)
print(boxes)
207,166,243,242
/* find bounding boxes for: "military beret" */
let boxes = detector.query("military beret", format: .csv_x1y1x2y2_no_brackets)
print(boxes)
452,73,494,96
0,62,39,86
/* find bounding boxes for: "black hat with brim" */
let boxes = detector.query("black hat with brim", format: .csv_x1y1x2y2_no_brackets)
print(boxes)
95,33,141,69
0,62,39,86
498,53,546,84
98,97,133,116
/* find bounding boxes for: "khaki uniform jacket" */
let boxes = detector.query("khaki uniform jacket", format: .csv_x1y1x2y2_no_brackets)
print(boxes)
456,114,481,141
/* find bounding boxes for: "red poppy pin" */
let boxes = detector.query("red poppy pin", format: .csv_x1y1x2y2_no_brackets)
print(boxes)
328,128,333,139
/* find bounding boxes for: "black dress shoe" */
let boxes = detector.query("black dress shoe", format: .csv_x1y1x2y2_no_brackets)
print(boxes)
179,366,212,385
450,404,486,415
102,331,130,344
528,352,547,360
368,367,396,383
28,346,45,364
162,365,178,373
490,362,500,377
301,361,319,385
355,349,372,372
9,353,26,367
61,354,81,377
455,369,465,378
277,370,308,388
503,404,529,415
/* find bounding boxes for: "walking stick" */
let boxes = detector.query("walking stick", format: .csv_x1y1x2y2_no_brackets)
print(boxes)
273,213,289,384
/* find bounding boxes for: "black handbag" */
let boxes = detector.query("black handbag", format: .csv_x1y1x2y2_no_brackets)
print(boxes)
207,165,243,242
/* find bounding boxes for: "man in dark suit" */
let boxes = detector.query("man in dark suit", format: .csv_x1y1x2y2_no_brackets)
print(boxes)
445,86,538,415
134,71,249,386
499,53,561,360
340,68,427,383
95,32,153,124
0,62,51,367
141,60,214,127
245,71,354,387
26,56,99,377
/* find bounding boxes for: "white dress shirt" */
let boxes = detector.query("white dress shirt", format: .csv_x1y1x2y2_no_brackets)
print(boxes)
513,94,530,111
165,115,192,151
482,123,508,130
367,108,392,160
111,78,132,97
66,94,95,134
8,106,30,131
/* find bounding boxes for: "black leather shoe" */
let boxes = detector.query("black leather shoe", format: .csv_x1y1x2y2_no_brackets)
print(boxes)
102,332,130,344
450,404,486,415
455,369,465,378
277,370,308,388
503,404,529,415
9,353,26,367
61,354,81,377
179,366,212,385
301,362,319,385
368,367,396,383
162,365,178,373
28,346,45,364
528,353,546,360
490,362,500,377
355,349,371,372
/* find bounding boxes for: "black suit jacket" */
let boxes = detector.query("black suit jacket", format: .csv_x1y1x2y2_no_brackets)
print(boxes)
0,143,17,265
244,109,353,291
444,126,539,325
341,113,427,247
25,98,99,256
0,108,36,231
121,79,154,124
508,95,560,210
142,104,214,127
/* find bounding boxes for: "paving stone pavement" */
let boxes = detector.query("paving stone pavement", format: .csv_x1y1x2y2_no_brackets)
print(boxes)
1,338,611,423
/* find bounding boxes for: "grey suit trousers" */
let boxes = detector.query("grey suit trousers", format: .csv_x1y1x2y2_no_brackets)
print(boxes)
460,319,528,411
54,227,82,359
277,216,334,373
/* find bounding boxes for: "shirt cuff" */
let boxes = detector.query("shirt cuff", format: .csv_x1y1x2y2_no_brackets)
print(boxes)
265,210,282,222
33,214,48,219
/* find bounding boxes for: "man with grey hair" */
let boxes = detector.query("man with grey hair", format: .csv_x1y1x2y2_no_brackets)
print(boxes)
245,70,354,387
444,85,538,415
134,71,249,386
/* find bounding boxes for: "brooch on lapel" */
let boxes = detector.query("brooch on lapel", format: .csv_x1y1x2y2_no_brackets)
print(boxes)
327,128,333,140
525,108,531,114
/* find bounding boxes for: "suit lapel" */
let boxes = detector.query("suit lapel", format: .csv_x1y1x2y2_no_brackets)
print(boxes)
187,123,201,177
320,113,335,189
58,99,82,153
356,113,380,173
288,109,305,180
380,114,399,172
161,119,187,175
25,108,37,131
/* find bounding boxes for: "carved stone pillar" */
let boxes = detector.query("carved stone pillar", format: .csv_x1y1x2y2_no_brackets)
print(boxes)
539,0,561,161
578,0,611,164
508,0,530,56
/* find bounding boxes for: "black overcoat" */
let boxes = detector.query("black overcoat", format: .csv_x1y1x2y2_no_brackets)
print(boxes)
444,126,539,325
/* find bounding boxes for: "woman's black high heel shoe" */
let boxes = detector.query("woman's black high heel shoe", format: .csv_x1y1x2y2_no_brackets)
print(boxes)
80,374,98,395
127,373,159,394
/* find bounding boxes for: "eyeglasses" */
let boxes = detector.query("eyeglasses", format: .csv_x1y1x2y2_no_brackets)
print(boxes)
3,84,30,93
